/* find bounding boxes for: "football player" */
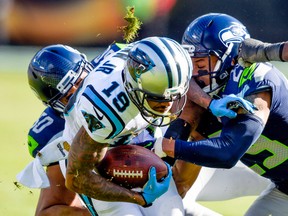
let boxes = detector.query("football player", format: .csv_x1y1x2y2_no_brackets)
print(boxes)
24,44,94,216
19,40,257,216
62,36,192,215
19,38,190,216
155,13,288,215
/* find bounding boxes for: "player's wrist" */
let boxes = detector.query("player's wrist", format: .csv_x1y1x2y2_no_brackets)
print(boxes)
133,191,148,207
203,97,213,109
265,42,285,62
162,138,175,157
138,192,153,207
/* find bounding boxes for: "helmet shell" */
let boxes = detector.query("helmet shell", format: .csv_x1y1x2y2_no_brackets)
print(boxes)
181,13,250,93
124,36,192,126
182,13,250,56
28,44,92,112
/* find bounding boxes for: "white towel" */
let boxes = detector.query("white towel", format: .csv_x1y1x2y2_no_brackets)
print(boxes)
16,137,70,188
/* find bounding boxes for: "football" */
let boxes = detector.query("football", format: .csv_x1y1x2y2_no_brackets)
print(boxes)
97,144,168,189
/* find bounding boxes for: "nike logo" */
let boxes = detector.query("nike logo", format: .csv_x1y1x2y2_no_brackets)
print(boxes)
93,106,104,120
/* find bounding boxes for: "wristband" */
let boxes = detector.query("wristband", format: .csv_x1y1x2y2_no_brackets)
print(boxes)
138,192,153,208
265,42,285,62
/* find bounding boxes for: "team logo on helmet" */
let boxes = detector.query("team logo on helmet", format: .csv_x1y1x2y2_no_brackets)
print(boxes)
219,23,250,46
128,48,156,81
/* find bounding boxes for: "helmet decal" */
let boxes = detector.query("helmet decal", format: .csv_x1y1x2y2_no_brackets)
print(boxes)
219,23,250,46
128,47,155,81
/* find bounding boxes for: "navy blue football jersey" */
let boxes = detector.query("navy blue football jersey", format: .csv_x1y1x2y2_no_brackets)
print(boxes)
28,107,65,158
196,62,288,192
222,63,288,187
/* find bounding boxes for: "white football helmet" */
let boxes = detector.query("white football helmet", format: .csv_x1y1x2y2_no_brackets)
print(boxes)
123,36,192,126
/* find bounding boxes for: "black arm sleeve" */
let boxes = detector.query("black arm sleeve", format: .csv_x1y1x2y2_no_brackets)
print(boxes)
162,118,192,166
174,114,264,168
164,118,191,140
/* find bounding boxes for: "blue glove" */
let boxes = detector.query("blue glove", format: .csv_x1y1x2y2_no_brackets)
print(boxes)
208,94,257,118
140,162,172,207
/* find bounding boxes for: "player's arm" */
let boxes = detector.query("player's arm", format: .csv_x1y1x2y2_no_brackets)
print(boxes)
187,78,256,118
172,129,208,198
162,91,271,168
35,164,90,216
173,160,202,198
65,126,147,206
187,78,212,109
283,42,288,61
238,38,288,67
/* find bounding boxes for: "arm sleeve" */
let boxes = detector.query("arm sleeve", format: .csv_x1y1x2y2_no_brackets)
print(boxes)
174,114,264,168
164,118,191,140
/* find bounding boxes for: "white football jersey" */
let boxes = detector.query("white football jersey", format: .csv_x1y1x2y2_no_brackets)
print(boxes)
63,45,151,146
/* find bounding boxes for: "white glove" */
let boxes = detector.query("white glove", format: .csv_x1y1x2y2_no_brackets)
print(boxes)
152,137,167,158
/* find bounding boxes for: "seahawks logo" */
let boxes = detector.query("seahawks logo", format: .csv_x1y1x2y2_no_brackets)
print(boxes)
81,110,105,132
219,24,250,46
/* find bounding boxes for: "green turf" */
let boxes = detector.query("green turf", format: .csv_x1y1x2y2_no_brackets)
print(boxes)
0,72,43,215
0,46,287,215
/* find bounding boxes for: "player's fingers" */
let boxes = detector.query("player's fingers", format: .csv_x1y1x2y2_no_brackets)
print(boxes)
224,110,237,118
148,166,156,180
164,162,172,179
236,98,257,112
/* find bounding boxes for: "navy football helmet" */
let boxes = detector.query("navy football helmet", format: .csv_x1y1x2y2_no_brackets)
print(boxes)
182,13,250,94
28,44,94,112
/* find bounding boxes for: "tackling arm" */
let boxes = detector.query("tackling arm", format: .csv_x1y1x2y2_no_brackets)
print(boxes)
35,164,90,216
238,38,288,67
173,160,202,198
163,91,271,168
187,78,212,109
187,78,256,118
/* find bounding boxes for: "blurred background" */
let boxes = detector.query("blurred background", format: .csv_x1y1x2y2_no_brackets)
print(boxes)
0,0,287,215
1,0,287,46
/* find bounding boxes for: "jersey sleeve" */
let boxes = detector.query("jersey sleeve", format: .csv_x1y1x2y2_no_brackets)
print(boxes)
174,114,264,168
28,107,65,158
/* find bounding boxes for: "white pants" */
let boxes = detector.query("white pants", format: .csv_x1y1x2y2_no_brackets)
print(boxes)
90,177,184,216
183,161,271,216
245,183,288,216
60,160,184,216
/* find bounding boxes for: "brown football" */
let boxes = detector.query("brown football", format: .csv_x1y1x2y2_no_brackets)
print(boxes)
97,144,168,189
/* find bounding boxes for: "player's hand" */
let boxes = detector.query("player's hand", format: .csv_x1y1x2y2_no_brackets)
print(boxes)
238,38,284,67
140,162,172,207
208,94,257,118
238,38,268,67
151,137,167,158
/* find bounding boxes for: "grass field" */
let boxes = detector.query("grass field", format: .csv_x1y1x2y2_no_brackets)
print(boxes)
0,46,287,216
